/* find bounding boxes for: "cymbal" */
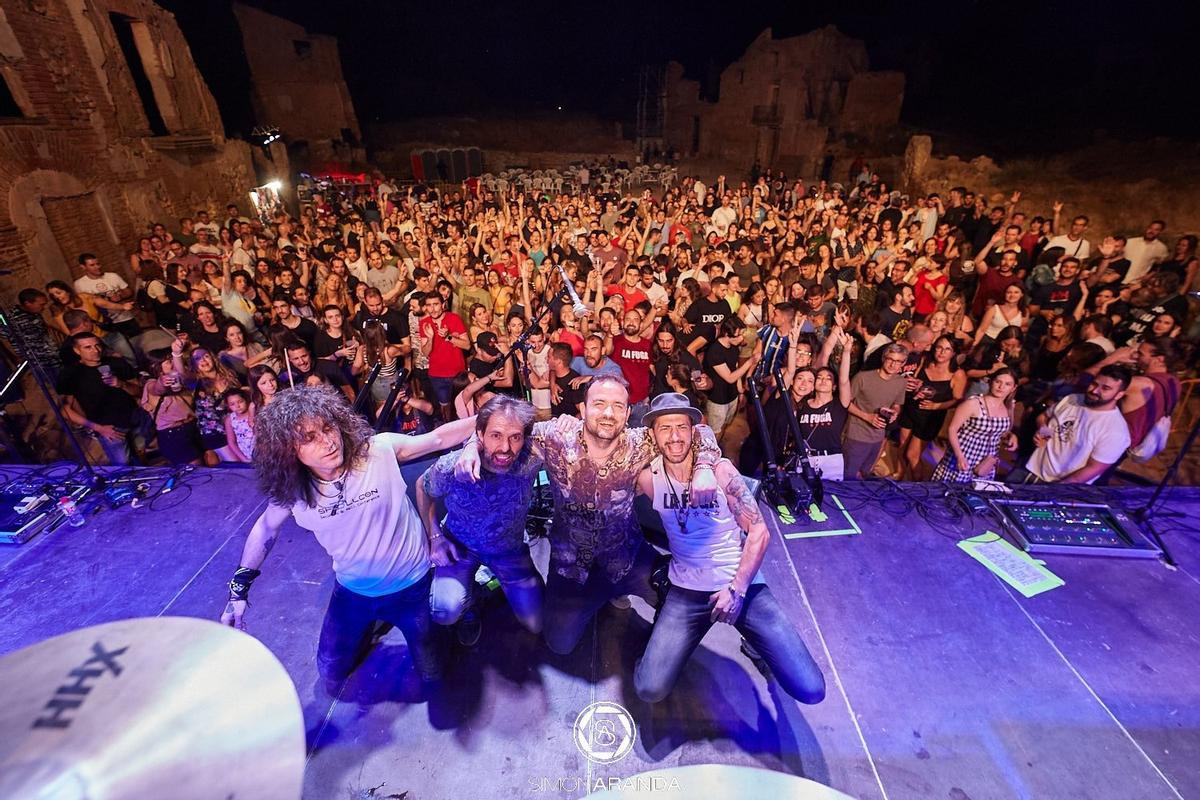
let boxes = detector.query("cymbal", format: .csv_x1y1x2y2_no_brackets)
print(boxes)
585,764,856,799
0,617,305,800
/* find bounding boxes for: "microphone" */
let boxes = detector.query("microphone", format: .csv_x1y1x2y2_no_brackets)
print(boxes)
554,262,590,317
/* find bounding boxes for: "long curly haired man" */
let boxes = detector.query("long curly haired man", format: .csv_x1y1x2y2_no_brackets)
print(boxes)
218,384,476,696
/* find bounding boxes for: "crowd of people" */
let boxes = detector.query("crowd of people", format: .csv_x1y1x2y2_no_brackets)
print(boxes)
4,167,1195,486
5,164,1195,710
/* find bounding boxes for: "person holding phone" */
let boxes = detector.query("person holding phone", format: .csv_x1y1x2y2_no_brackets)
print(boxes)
141,343,204,466
56,332,152,465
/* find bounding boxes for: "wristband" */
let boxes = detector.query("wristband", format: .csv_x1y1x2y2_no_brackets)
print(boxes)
228,567,261,602
728,585,744,602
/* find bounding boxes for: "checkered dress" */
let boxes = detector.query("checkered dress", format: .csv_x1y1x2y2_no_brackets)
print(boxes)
932,395,1010,482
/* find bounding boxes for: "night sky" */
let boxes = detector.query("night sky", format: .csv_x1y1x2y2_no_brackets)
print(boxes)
162,0,1199,156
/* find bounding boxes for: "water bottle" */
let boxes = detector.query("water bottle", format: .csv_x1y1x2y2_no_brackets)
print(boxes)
58,496,86,528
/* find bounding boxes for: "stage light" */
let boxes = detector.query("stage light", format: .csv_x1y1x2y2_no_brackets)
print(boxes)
250,125,282,159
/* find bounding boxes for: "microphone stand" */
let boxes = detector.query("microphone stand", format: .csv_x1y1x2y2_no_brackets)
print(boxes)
0,308,99,485
489,285,569,388
1126,412,1200,568
351,361,382,418
771,365,824,510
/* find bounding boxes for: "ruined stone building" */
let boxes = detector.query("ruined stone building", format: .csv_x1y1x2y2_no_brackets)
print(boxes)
232,3,363,170
663,27,904,177
0,0,254,301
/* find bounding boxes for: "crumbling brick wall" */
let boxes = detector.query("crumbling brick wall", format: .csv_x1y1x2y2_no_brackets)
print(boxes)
0,0,254,302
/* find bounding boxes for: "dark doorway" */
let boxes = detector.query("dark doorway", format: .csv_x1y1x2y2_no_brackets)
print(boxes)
820,155,835,183
0,73,24,118
109,13,168,136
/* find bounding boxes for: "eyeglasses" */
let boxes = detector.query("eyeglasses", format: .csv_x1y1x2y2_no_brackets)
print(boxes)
884,356,908,364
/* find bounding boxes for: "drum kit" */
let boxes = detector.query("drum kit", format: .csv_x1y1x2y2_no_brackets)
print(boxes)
0,617,305,800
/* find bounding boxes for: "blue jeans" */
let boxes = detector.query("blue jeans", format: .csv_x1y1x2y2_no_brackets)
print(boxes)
96,406,154,465
543,542,658,655
428,376,455,406
430,547,544,633
316,569,441,691
634,582,826,704
102,331,137,367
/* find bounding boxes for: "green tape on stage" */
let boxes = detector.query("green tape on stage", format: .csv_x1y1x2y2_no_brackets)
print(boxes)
779,495,862,539
958,532,1065,597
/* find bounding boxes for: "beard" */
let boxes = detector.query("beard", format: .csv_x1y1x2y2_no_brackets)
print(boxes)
1083,392,1107,407
482,450,516,472
584,416,623,442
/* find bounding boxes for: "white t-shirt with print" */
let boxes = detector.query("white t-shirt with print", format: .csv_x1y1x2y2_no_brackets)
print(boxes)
75,272,133,323
291,435,430,597
1026,394,1130,483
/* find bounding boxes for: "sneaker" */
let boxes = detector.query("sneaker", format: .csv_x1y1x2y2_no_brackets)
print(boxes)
609,595,632,610
455,610,482,647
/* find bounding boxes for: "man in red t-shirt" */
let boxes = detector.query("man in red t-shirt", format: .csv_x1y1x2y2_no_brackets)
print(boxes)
418,293,470,419
972,250,1024,318
605,264,650,308
610,309,655,425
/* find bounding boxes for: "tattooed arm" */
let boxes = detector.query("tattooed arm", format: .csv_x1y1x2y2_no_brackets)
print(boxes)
717,459,768,596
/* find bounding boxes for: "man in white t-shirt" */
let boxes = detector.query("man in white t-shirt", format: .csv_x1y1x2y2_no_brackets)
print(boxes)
192,209,220,237
639,264,670,307
710,197,738,238
219,385,476,694
188,228,222,260
1015,364,1132,484
631,393,825,705
1121,220,1169,285
73,252,139,339
1046,214,1092,260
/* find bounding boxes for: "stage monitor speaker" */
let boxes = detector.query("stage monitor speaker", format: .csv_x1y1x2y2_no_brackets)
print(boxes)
467,147,483,177
451,148,468,183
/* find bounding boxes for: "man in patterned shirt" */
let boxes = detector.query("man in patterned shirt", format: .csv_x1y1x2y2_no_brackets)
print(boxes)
416,396,544,645
457,373,721,655
6,289,62,381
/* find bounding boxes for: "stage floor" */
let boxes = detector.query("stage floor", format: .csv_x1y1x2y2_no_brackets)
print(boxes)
2,465,1198,800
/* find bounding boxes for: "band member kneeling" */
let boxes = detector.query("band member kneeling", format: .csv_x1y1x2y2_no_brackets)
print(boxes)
219,385,476,693
416,396,545,644
633,392,827,705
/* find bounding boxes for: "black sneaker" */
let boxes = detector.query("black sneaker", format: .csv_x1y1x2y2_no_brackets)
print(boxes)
455,610,482,647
